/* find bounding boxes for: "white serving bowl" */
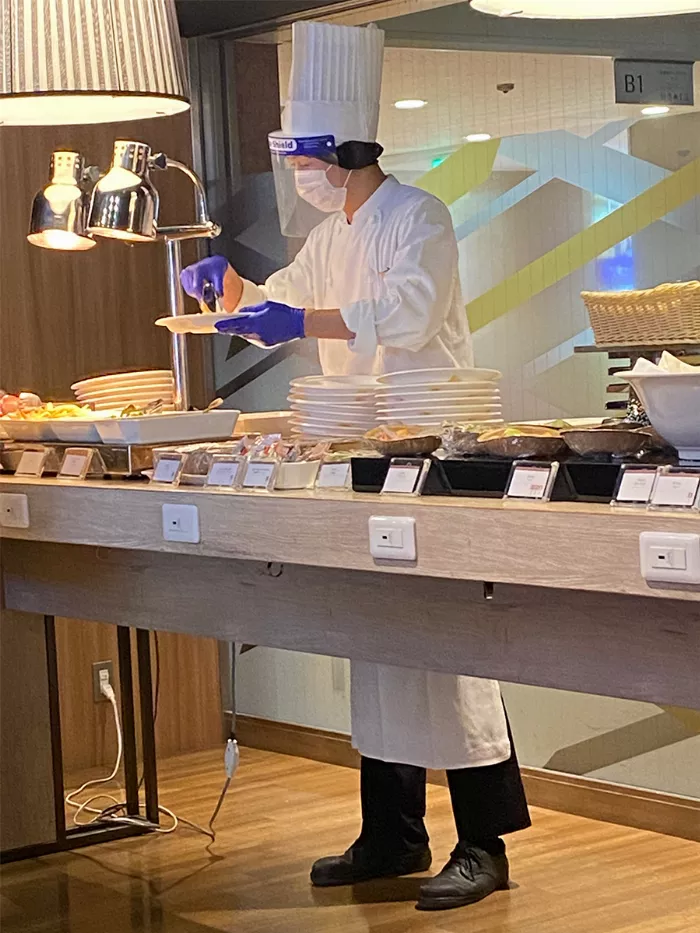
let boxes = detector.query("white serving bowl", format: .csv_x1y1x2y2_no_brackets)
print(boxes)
625,372,700,460
275,460,321,489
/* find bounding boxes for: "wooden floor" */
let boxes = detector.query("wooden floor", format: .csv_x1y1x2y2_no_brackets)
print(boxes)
2,747,699,933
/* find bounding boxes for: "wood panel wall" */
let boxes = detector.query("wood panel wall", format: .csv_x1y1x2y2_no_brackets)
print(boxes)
0,113,209,400
0,114,223,771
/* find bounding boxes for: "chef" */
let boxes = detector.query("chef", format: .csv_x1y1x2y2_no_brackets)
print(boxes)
181,20,530,912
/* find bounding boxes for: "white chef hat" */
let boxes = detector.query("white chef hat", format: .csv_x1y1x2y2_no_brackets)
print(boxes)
281,21,385,146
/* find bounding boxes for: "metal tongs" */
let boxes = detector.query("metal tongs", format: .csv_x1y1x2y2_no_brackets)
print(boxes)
201,280,224,315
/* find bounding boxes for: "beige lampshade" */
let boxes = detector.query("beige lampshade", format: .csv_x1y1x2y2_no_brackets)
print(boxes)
0,0,189,125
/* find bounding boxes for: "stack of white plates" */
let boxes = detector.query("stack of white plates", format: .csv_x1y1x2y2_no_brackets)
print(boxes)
375,367,504,427
288,375,378,437
72,370,175,412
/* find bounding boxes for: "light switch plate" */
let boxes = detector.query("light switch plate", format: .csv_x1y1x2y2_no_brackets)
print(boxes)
369,516,417,561
639,531,700,584
0,493,29,528
162,503,200,543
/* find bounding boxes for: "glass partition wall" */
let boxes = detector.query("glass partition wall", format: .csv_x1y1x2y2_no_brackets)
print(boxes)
188,1,700,802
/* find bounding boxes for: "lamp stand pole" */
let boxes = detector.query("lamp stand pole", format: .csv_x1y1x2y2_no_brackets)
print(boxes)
164,237,190,412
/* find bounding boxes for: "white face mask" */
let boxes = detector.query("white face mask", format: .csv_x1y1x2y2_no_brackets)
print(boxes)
294,166,351,212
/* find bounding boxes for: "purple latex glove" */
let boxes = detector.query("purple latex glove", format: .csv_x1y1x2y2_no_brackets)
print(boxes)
180,255,229,302
215,301,306,347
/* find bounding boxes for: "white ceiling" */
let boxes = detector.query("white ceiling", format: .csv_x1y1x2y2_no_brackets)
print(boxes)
376,47,699,158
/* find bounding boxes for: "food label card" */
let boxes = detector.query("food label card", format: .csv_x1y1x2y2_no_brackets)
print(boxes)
241,460,277,490
613,466,657,506
649,469,700,510
58,448,95,481
316,462,352,490
206,459,241,488
505,462,559,501
151,453,184,485
380,458,431,496
15,448,48,477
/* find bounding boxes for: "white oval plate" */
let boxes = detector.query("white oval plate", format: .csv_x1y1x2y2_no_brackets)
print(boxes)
72,370,172,392
377,416,504,427
155,312,233,335
291,375,378,390
76,383,174,403
377,405,503,417
377,368,501,387
376,391,501,406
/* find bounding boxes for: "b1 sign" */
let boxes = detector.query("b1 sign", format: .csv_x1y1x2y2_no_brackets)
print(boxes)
614,60,694,106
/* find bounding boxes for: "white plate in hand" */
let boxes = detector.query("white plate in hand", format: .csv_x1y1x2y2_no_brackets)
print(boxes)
155,313,234,335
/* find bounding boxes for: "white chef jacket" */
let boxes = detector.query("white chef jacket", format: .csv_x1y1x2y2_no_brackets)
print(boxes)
237,175,510,769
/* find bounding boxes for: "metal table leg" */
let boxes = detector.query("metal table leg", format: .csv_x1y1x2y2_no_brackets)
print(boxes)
136,629,159,824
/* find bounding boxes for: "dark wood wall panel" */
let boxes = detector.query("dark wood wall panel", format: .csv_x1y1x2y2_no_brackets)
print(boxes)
0,114,208,401
0,112,221,772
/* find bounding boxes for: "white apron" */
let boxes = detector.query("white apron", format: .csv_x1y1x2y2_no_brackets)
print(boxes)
239,176,511,769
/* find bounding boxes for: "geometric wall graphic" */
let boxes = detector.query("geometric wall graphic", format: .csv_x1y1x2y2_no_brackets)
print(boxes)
415,138,700,332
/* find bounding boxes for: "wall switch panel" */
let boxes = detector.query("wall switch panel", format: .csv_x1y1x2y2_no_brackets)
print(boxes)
639,532,700,584
369,516,417,561
0,493,29,528
162,503,200,543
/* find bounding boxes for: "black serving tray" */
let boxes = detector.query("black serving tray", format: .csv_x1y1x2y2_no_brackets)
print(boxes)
351,456,668,503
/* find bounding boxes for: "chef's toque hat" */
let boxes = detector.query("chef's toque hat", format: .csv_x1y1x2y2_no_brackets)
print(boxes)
281,21,385,145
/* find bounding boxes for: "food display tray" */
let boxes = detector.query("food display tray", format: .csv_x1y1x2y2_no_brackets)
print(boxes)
351,457,672,502
0,443,168,477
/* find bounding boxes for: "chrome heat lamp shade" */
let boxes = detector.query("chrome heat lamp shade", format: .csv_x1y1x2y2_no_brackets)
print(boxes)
27,150,95,251
87,141,159,242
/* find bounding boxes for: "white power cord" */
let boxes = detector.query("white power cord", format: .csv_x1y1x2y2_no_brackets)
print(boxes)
66,673,235,842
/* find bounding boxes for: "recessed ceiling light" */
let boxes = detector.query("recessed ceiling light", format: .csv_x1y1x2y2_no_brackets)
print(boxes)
641,106,670,116
394,99,427,110
464,133,492,142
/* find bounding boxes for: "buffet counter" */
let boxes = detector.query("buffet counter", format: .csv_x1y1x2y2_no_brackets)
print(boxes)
2,475,700,704
2,476,699,858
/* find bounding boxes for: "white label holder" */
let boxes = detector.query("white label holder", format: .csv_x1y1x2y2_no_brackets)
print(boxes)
151,452,185,486
505,461,559,502
649,467,700,511
316,461,352,490
15,447,49,477
612,464,658,507
240,459,278,491
206,456,244,488
58,448,95,481
380,458,432,496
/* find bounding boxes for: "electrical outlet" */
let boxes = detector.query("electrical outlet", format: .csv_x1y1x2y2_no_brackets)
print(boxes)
0,493,29,528
92,660,114,702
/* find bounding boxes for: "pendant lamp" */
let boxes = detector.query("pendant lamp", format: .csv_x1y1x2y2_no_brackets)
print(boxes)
0,0,189,125
471,1,700,17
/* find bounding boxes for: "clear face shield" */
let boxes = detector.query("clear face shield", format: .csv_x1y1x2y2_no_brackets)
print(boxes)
268,133,352,237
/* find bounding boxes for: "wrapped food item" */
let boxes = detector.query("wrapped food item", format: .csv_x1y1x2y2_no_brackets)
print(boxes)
365,423,427,441
441,422,494,457
365,423,441,457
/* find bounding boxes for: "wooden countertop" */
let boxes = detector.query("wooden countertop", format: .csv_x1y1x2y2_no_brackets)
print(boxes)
3,476,700,601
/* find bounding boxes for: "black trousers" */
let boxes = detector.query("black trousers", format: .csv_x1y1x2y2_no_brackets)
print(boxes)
354,722,531,859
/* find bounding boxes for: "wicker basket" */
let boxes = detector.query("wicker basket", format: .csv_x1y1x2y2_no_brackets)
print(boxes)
581,282,700,346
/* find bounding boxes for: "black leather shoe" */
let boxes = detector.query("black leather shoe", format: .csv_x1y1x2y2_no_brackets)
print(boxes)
416,844,509,910
311,845,432,887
